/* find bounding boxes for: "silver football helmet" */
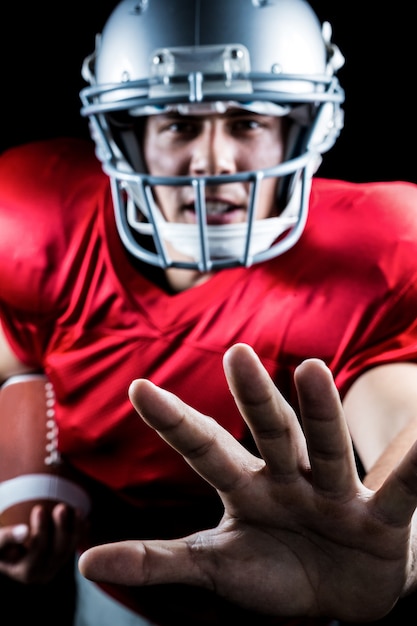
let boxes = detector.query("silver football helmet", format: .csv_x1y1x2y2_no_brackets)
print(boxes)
80,0,345,271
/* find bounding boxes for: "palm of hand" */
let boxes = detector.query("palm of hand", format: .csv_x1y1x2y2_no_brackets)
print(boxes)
79,343,417,622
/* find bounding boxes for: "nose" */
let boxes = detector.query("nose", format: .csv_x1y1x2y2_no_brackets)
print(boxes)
189,120,236,176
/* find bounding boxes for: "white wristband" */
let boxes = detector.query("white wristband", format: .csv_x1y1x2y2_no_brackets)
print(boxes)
0,474,91,517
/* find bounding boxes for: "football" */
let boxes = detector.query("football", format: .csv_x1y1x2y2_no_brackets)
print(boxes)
0,373,90,527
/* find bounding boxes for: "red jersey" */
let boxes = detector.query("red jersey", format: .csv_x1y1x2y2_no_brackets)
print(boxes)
2,137,417,625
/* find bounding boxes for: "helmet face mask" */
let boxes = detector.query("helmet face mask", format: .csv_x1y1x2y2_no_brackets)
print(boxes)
80,0,345,271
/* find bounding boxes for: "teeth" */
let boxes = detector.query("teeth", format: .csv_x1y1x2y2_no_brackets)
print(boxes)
205,201,231,215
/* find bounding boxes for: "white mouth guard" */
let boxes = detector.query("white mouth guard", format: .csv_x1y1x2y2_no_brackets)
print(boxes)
127,186,299,261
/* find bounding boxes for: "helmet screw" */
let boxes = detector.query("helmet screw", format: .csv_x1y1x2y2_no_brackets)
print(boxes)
153,53,164,65
132,0,149,14
230,48,243,60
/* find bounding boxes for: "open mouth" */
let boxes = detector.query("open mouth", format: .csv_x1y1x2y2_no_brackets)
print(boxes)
183,200,247,225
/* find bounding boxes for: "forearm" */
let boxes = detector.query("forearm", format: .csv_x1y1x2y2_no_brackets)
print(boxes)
364,419,417,490
364,420,417,598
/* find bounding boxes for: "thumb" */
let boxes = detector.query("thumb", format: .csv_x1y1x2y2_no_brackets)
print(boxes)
78,537,205,587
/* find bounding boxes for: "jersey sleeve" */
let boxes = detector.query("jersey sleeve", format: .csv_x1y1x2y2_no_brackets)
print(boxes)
326,180,417,397
0,138,106,367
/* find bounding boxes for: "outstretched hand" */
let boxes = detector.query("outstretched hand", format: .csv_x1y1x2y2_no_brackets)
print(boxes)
79,343,417,622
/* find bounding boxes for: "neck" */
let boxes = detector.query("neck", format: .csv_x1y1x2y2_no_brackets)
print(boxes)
165,267,213,292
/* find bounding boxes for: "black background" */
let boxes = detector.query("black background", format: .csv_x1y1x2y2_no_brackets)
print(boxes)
1,2,417,624
1,1,417,185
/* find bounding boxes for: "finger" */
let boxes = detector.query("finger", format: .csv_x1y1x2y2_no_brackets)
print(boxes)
0,525,29,571
78,537,204,587
129,379,262,493
0,524,29,549
294,359,360,495
52,503,81,550
222,343,307,477
371,439,417,525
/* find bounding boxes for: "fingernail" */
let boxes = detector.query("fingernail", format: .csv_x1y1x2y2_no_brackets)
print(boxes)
12,524,29,542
